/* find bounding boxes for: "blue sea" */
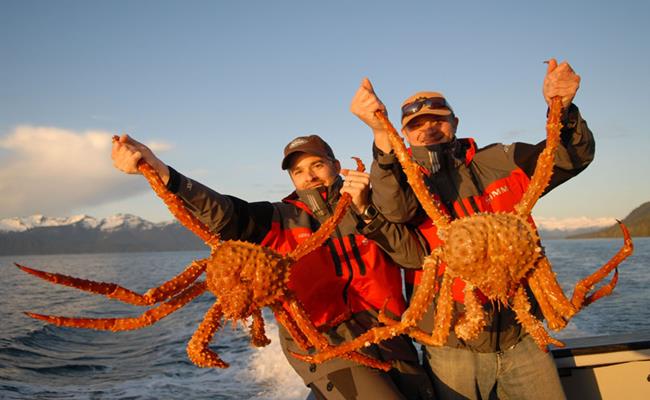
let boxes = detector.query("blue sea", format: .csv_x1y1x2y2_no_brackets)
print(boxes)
1,238,648,399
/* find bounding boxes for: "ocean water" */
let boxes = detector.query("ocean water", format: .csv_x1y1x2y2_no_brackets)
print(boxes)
1,238,648,399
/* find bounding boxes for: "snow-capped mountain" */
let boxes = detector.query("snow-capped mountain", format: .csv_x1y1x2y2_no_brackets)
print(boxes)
0,214,96,232
0,214,205,256
0,214,172,232
1,210,639,256
533,216,617,239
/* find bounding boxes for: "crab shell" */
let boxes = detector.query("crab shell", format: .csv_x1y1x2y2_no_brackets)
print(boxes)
207,241,292,319
443,212,542,304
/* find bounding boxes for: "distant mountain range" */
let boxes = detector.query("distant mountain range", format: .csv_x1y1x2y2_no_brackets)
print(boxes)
568,201,650,239
0,214,207,256
534,216,618,239
1,203,648,256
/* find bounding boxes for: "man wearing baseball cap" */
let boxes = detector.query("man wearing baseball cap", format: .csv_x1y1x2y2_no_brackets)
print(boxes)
281,134,336,169
348,59,594,399
113,133,435,399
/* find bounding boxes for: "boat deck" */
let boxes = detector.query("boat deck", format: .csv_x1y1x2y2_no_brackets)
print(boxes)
551,330,650,399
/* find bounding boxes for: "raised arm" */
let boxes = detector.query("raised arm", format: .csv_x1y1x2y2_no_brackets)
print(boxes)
340,164,428,269
350,78,421,222
350,78,392,154
515,59,594,191
111,134,273,243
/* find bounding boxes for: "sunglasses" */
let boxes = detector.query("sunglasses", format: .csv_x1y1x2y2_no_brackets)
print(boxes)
401,97,453,118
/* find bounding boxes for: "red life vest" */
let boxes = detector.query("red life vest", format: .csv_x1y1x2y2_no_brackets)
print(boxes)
405,138,538,305
260,196,406,329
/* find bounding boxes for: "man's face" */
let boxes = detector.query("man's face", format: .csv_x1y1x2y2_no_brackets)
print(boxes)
288,153,341,191
402,114,458,146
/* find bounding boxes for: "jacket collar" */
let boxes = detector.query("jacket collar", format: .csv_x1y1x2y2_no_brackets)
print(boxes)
409,137,477,174
282,175,343,220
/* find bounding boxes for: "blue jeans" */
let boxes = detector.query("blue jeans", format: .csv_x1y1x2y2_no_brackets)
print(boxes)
425,336,566,400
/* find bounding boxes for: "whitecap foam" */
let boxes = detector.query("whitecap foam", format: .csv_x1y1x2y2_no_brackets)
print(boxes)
245,321,310,400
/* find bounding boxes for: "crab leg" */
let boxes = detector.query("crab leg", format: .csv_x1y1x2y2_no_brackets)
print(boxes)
453,283,487,341
423,272,454,346
377,307,442,346
285,294,393,371
290,256,440,365
515,97,563,216
378,312,441,347
402,255,441,326
187,301,229,368
288,311,407,369
379,260,463,347
137,160,222,249
571,221,633,309
527,266,570,331
289,157,365,260
375,111,451,232
583,269,619,306
512,285,564,350
249,308,272,347
272,304,311,350
113,136,222,249
26,281,207,331
285,296,330,349
16,260,207,306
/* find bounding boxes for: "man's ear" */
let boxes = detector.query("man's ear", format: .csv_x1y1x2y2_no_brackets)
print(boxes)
451,116,459,133
334,159,341,174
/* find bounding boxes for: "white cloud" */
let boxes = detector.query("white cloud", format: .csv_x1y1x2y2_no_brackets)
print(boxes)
0,126,172,218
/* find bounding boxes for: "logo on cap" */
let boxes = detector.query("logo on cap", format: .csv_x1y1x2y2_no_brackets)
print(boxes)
287,137,310,149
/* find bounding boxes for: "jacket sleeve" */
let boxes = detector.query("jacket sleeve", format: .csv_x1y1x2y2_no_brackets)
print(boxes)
357,202,429,269
370,143,421,223
166,167,274,243
513,103,595,193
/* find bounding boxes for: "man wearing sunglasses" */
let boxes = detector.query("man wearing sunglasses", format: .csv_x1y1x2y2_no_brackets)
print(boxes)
112,134,435,399
349,59,593,399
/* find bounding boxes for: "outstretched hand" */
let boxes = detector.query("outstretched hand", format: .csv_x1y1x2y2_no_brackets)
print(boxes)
543,58,581,109
111,134,170,184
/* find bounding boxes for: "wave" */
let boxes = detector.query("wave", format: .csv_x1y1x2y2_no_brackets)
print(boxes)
3,244,648,399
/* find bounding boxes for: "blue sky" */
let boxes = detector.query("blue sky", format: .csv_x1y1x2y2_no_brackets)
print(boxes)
1,0,648,223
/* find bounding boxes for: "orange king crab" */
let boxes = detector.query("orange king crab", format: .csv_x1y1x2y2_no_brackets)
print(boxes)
293,96,634,366
16,140,392,371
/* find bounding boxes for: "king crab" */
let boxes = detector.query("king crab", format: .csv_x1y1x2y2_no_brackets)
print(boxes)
293,96,633,366
16,143,392,371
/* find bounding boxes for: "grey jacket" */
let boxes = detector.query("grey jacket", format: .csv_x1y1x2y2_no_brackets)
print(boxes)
369,104,595,352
